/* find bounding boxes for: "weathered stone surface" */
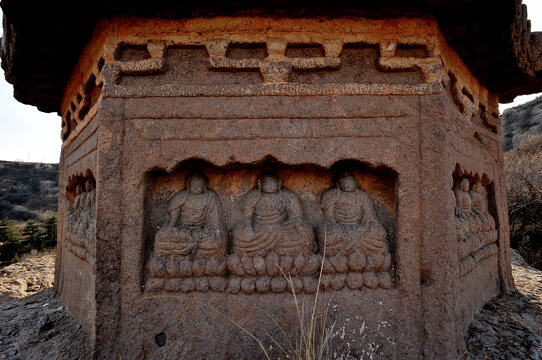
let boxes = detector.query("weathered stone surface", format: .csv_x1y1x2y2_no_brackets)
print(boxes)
501,95,542,151
1,2,542,111
9,13,519,360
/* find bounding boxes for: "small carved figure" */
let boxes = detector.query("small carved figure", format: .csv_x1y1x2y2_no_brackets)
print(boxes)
154,171,227,259
469,181,495,231
454,178,473,217
65,178,97,262
318,171,388,256
67,184,84,233
77,180,95,237
232,172,315,256
454,178,473,238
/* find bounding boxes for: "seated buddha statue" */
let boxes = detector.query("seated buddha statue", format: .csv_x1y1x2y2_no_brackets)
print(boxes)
454,178,475,237
154,171,227,259
67,184,84,235
318,171,388,256
232,172,315,256
469,181,496,231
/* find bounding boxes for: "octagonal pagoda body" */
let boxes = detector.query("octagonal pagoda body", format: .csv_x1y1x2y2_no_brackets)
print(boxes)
4,2,541,358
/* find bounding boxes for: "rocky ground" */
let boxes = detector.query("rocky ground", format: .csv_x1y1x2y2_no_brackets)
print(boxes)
0,250,541,359
0,252,55,304
466,250,542,359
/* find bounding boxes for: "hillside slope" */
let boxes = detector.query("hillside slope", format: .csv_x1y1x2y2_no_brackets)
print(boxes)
501,95,542,151
0,161,58,222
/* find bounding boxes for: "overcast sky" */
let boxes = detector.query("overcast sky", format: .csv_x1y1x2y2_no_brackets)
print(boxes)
1,3,541,163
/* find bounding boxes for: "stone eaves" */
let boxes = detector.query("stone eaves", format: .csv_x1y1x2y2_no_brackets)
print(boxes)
1,0,541,113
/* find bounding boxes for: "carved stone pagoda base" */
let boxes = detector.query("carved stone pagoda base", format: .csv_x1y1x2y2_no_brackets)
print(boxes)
53,17,512,359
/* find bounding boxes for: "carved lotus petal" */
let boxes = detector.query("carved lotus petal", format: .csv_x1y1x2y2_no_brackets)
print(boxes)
181,278,195,293
179,259,193,278
145,278,164,292
286,278,304,294
346,273,364,290
330,274,346,290
366,253,384,272
166,258,180,278
319,274,331,290
241,256,257,276
227,254,245,277
164,279,182,292
205,259,219,276
192,259,206,277
330,254,348,273
363,272,379,289
382,253,392,271
265,252,280,276
279,255,294,275
253,256,266,276
241,278,256,294
293,254,305,276
209,277,227,292
195,278,209,292
303,277,318,294
271,278,287,293
377,272,393,289
256,277,271,294
322,258,335,274
300,254,320,276
228,278,241,294
216,261,227,276
348,252,366,272
149,256,167,278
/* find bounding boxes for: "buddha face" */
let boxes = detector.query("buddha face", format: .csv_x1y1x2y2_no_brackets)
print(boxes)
337,173,357,192
460,178,469,192
472,182,483,194
188,175,206,195
85,180,93,192
260,175,280,194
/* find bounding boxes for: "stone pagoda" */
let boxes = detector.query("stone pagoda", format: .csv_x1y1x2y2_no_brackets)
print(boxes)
2,1,541,358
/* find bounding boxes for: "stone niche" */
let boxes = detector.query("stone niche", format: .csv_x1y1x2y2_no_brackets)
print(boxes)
51,16,513,360
143,159,397,294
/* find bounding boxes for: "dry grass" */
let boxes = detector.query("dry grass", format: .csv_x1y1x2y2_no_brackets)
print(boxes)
505,133,542,269
202,233,337,360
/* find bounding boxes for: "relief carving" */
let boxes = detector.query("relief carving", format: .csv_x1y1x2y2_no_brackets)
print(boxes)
318,171,392,290
206,39,341,83
453,177,498,277
145,166,395,294
319,171,388,256
65,179,96,265
146,171,228,292
232,172,315,256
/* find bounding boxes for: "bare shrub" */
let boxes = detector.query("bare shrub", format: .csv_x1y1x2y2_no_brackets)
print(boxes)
505,133,542,269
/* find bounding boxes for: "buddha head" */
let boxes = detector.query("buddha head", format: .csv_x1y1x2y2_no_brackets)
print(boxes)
336,171,357,193
186,171,208,195
472,181,483,194
85,180,94,192
258,172,281,194
460,178,469,192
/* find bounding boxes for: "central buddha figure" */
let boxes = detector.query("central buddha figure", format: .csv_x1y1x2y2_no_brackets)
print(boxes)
469,181,495,230
154,171,227,259
232,172,315,256
319,171,388,256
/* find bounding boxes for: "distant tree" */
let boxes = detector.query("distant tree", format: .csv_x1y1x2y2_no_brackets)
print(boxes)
0,217,23,263
40,216,58,248
505,133,542,269
23,220,43,251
